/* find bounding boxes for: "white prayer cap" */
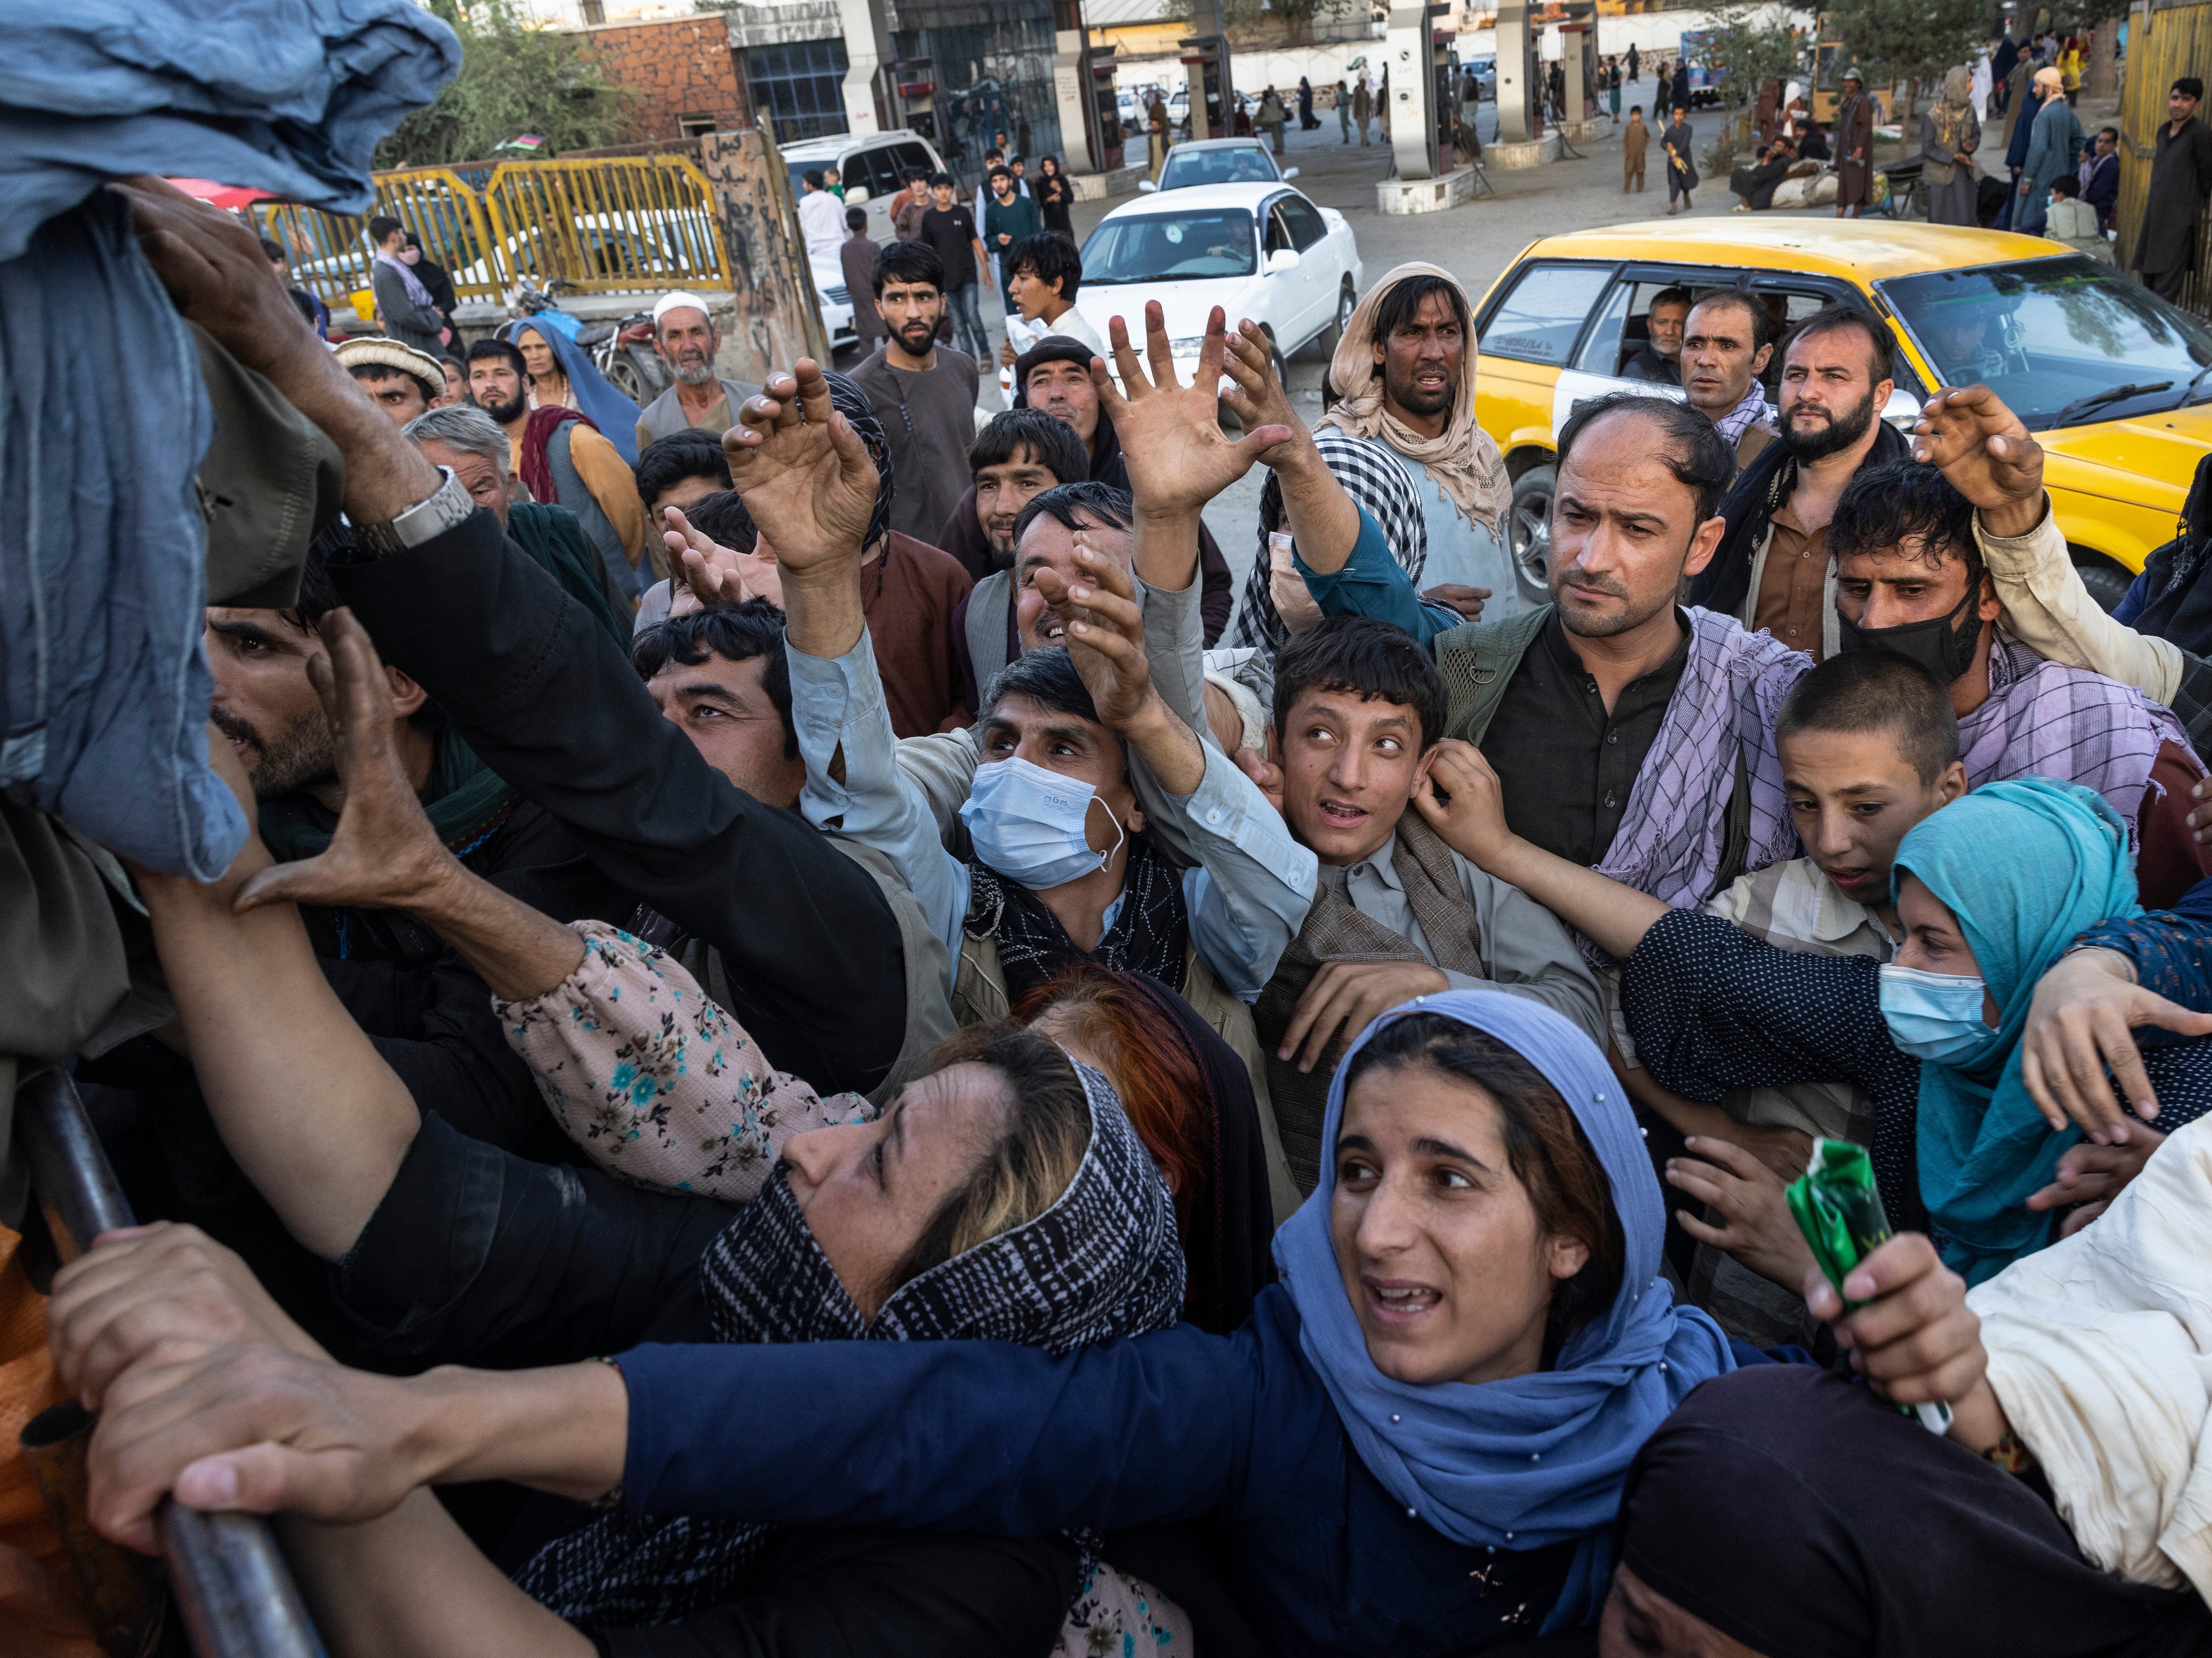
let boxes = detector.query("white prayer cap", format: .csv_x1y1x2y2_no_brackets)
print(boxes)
652,290,714,326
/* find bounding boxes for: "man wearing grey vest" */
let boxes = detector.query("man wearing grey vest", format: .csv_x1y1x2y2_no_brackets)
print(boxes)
632,290,761,454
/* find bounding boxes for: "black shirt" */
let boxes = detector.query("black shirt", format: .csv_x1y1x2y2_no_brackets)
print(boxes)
1620,342,1681,386
1478,608,1691,868
919,204,981,291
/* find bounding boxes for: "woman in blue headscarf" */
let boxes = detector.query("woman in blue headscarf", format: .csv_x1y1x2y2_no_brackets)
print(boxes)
266,989,1752,1655
501,315,642,465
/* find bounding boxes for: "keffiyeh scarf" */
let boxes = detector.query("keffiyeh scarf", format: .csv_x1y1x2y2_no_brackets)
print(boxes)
517,1061,1184,1628
969,830,1191,997
1712,381,1773,449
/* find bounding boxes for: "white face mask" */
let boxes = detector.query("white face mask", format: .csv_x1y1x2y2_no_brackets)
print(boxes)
959,756,1125,890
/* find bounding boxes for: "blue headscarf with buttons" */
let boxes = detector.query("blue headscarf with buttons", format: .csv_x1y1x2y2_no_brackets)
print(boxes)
1271,989,1735,1632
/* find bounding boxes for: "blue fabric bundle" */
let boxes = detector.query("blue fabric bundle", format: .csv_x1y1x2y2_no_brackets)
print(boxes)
0,0,456,876
0,0,461,260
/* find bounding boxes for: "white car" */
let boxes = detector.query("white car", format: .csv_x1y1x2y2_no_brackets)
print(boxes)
1072,182,1363,388
1142,137,1297,192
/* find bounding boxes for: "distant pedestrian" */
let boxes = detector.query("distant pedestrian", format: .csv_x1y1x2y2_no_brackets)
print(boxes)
918,171,990,362
1258,86,1287,154
1834,67,1875,218
1662,106,1697,213
983,165,1041,308
2134,77,2212,299
840,207,884,351
1609,60,1622,123
1336,80,1352,144
1148,93,1169,177
1034,154,1074,238
1547,60,1566,123
797,169,844,260
2084,126,2121,232
1921,65,1982,226
1298,76,1316,129
1672,57,1691,115
890,168,931,241
1623,104,1649,191
2019,65,2084,234
1628,41,1641,82
1353,73,1372,145
1378,66,1391,138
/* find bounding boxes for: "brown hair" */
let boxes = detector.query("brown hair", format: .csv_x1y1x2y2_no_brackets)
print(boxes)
883,1022,1091,1295
1012,962,1212,1233
1343,1014,1625,1361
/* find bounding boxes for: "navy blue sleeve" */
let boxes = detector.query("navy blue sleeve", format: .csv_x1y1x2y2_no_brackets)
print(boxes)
2073,882,2212,1010
1294,507,1464,643
2113,568,2150,626
618,1327,1259,1536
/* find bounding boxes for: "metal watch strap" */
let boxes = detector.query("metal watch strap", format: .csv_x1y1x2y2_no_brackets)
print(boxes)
346,466,473,562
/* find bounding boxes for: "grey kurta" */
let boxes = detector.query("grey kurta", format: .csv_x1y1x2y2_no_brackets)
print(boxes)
1834,91,1876,206
1921,106,1983,226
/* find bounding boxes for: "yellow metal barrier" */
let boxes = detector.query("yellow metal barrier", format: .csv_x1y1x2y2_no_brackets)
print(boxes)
481,157,731,295
259,158,730,314
2118,0,2212,314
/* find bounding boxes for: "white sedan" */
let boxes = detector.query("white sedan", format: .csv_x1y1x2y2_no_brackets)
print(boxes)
1072,182,1363,388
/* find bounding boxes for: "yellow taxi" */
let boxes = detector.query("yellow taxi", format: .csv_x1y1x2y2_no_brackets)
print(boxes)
1471,219,2212,606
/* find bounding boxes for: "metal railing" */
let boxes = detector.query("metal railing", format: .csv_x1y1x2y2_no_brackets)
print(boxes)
2117,0,2212,315
17,1068,325,1658
261,157,731,308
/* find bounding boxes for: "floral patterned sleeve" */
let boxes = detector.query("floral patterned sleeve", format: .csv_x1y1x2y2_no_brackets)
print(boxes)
493,921,875,1202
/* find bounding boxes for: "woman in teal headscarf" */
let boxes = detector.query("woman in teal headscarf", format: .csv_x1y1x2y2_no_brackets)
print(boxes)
1887,776,2150,1282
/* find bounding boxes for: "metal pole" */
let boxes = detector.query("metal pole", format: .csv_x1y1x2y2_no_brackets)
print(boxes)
17,1067,327,1658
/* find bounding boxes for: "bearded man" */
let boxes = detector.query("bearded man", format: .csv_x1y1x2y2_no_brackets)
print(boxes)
633,290,761,452
1688,302,1910,661
1229,264,1519,661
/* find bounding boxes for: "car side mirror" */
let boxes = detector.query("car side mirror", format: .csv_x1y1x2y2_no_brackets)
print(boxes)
844,187,870,205
1266,247,1301,274
1282,166,1300,180
1138,179,1159,192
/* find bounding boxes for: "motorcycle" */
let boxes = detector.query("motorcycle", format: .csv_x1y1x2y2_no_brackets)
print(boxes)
508,279,671,403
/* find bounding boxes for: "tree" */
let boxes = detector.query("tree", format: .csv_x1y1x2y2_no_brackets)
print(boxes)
1824,0,1986,126
376,0,631,168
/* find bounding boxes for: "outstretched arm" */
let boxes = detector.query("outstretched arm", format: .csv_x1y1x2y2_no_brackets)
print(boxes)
1218,319,1363,574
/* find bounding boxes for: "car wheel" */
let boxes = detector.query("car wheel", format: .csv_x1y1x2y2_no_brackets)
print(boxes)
2073,551,2134,615
1323,281,1356,354
1509,465,1556,603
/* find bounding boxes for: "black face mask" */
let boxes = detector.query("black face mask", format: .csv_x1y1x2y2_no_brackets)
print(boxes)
1836,582,1984,684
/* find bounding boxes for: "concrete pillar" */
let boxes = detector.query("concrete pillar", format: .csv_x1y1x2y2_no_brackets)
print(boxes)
837,0,890,136
1494,0,1537,142
1054,29,1097,173
1562,31,1584,121
1387,1,1438,179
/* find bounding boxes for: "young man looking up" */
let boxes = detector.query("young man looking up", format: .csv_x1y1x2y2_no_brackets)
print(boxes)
983,165,1043,308
1248,616,1605,1190
936,406,1089,583
366,214,447,356
1691,303,1907,659
1620,284,1689,384
955,475,1123,712
333,338,443,426
1677,290,1775,468
633,291,760,451
919,171,990,364
996,233,1105,382
848,240,980,549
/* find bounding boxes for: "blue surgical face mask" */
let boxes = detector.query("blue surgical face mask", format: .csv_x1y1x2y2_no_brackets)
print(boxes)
960,756,1124,890
1877,962,1996,1064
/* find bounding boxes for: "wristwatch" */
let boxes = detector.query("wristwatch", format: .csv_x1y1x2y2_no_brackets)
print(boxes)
348,466,475,561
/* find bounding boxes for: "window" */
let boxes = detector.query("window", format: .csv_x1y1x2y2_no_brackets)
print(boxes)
1572,283,1633,375
1263,204,1294,254
892,141,935,181
748,39,851,145
848,147,902,198
1082,210,1256,284
678,114,716,139
1478,262,1613,365
1278,196,1327,251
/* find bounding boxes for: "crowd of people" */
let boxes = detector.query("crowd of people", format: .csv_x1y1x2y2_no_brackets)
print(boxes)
20,152,2212,1658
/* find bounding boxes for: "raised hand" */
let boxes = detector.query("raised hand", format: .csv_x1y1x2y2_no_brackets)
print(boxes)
1095,302,1293,520
1803,1232,1987,1411
1219,317,1308,469
722,362,878,581
1911,385,2045,537
2018,946,2212,1139
1410,739,1515,870
662,504,783,614
1029,532,1155,731
232,610,455,916
106,176,319,386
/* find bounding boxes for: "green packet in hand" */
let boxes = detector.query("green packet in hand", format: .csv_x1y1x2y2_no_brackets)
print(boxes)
1784,1138,1953,1435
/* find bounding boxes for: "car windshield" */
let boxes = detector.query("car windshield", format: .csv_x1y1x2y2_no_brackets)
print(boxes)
1082,209,1256,284
1159,147,1278,188
1879,257,2212,429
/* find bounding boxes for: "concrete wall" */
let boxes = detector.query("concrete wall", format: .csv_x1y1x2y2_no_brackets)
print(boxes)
571,16,752,143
